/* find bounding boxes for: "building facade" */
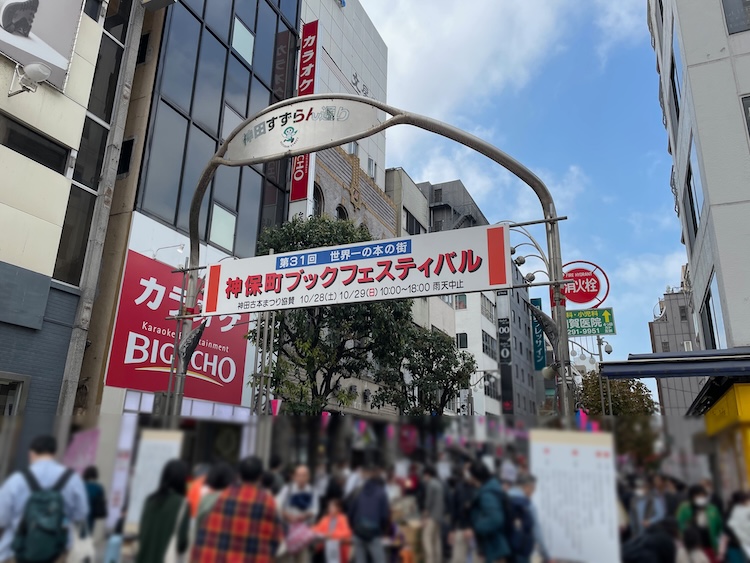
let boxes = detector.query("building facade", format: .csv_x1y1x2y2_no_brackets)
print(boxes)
649,286,709,483
0,0,145,472
649,0,750,351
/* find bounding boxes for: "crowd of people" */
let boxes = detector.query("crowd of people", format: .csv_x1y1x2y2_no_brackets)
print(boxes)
0,435,551,563
6,434,750,563
619,473,750,563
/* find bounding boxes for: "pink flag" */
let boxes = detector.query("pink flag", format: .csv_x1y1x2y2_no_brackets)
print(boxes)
579,410,588,430
270,399,282,417
321,411,331,429
386,424,395,440
446,435,453,445
590,421,600,432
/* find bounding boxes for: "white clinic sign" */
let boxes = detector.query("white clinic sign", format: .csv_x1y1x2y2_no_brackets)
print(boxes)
203,224,512,316
223,97,386,162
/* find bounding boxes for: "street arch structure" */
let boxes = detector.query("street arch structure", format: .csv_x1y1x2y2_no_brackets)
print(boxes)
178,93,573,416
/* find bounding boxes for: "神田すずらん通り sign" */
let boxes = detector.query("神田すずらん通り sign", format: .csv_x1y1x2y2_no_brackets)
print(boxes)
203,224,512,316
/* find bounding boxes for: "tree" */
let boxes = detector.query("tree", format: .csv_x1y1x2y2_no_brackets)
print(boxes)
579,371,659,467
248,216,413,417
372,325,477,416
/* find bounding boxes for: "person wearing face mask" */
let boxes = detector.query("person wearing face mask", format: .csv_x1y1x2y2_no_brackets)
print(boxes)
676,484,723,562
629,478,666,537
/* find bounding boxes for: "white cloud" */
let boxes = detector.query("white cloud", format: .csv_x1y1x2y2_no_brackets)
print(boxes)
592,0,649,62
627,207,681,237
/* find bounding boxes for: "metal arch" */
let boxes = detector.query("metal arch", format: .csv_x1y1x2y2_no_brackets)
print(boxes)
179,93,572,418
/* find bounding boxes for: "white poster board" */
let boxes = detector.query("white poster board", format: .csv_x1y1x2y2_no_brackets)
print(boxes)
530,430,619,563
125,430,183,534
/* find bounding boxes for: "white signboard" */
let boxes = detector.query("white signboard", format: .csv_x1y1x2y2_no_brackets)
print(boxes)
125,430,183,534
203,224,511,316
530,430,619,563
224,97,386,162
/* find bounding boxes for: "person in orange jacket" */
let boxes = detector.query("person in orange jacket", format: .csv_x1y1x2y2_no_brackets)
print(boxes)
311,498,353,562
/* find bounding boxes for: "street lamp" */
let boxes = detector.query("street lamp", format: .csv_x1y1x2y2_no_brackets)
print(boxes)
466,370,499,416
569,339,614,416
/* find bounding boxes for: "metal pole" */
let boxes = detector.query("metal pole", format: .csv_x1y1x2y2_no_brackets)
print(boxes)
607,377,613,417
597,336,606,416
165,259,188,425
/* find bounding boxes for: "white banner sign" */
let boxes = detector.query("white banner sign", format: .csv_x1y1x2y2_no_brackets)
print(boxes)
203,224,511,316
530,429,620,563
224,97,386,162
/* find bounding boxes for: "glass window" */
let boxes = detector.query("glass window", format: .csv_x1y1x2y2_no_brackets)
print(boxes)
456,333,468,349
53,188,97,285
264,157,287,187
0,113,68,174
313,184,324,217
176,125,215,236
209,204,236,250
160,4,201,112
235,0,258,30
192,29,227,135
105,0,132,44
260,180,285,230
225,55,250,116
89,35,123,123
205,0,233,41
221,104,243,141
248,76,271,118
280,0,298,25
662,341,670,352
679,306,688,322
482,330,498,360
232,17,255,66
743,97,750,139
336,205,348,221
346,141,359,156
689,140,705,219
683,186,698,249
253,0,278,86
404,209,424,236
213,161,240,210
671,55,680,119
183,0,204,16
141,101,189,223
74,118,108,190
455,294,467,310
235,167,263,257
704,274,727,349
722,0,750,34
272,21,295,99
137,33,149,65
84,0,101,21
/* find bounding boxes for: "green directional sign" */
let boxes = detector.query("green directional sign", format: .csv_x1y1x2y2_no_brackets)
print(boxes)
566,307,616,336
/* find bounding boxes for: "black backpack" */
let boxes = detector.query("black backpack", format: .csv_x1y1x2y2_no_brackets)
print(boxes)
507,495,536,557
12,468,74,563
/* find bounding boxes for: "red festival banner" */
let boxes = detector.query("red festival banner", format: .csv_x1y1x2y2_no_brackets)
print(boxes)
105,250,249,405
290,20,319,202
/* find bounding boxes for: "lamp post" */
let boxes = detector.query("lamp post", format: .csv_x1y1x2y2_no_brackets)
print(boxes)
174,93,572,421
569,338,613,415
466,370,499,416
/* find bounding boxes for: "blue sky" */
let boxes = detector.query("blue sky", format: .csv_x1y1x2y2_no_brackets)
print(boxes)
359,0,686,396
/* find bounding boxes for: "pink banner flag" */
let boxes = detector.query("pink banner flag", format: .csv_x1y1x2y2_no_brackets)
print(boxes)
590,421,600,432
321,411,331,429
270,399,282,417
386,424,395,440
579,410,588,430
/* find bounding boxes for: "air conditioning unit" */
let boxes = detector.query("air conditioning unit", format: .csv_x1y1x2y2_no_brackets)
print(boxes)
142,0,177,12
363,389,371,403
348,384,358,395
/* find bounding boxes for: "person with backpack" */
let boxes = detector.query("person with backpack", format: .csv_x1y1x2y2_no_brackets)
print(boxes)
82,466,107,535
507,475,551,563
0,435,89,563
467,459,511,563
347,465,390,563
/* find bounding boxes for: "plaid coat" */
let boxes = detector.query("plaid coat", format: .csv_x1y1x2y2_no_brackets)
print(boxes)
191,483,283,563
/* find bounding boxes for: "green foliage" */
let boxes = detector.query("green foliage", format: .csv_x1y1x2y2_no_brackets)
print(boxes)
579,371,659,466
248,216,413,415
372,324,477,416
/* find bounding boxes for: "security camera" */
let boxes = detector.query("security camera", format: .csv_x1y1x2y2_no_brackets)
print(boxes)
604,343,613,355
9,62,51,97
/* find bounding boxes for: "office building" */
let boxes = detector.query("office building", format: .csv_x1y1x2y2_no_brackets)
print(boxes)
649,284,709,483
0,0,145,472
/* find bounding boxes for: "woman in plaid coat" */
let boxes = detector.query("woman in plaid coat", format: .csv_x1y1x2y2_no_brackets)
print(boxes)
192,456,284,563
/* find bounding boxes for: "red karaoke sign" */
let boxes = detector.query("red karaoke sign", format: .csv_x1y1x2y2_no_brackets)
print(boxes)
290,20,319,202
105,250,249,405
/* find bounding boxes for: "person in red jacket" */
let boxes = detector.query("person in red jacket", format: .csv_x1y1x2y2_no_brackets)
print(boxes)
311,498,353,562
